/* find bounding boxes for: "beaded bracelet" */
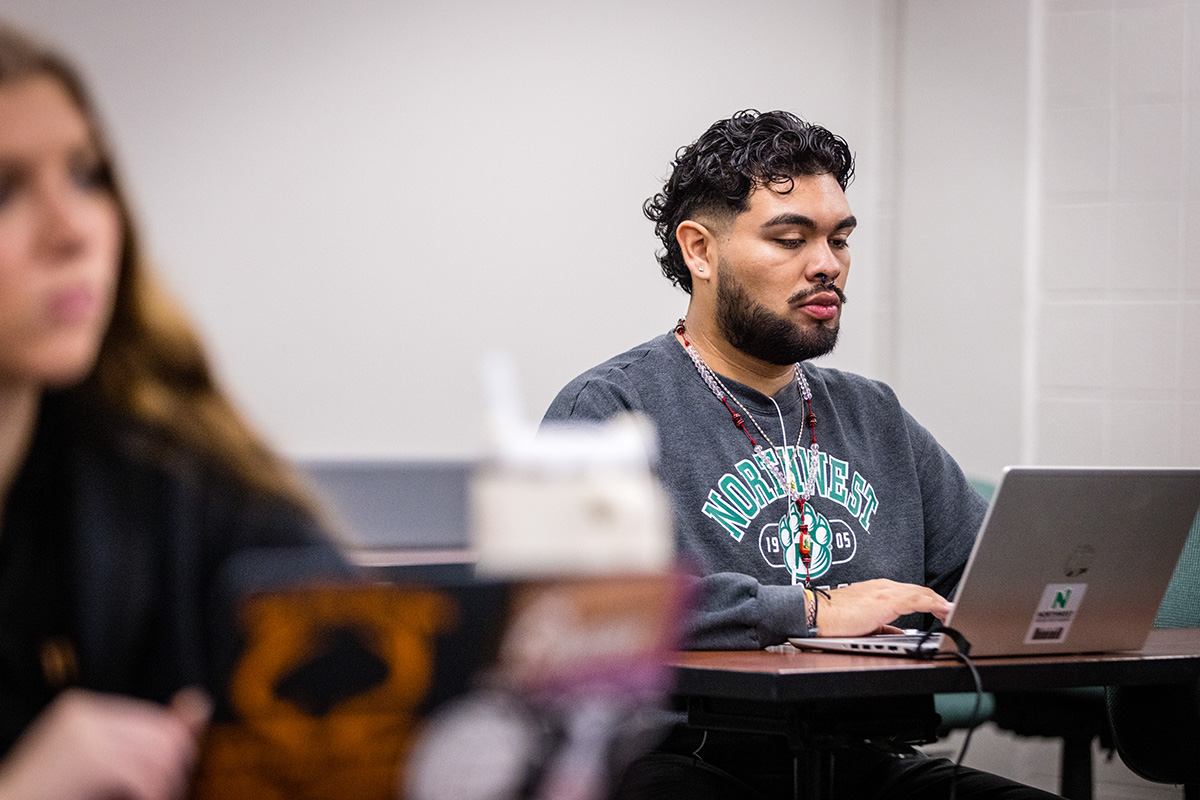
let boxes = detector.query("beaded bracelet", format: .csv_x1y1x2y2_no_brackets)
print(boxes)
804,588,819,637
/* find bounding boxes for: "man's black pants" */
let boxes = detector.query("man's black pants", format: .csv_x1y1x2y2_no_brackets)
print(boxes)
613,727,1062,800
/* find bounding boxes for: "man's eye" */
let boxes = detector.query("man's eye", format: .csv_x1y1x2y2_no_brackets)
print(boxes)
777,238,803,249
830,238,849,249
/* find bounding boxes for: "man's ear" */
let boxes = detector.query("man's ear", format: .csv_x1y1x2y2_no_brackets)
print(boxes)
676,220,717,285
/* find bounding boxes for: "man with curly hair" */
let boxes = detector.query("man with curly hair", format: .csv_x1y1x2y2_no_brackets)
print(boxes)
542,110,1057,798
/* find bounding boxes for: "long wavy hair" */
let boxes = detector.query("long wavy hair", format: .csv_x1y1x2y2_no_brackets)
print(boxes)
0,23,317,513
644,109,856,294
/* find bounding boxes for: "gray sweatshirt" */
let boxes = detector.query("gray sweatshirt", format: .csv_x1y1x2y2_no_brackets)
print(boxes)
541,332,985,650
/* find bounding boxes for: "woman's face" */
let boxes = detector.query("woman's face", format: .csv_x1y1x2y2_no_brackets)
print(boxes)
0,74,122,391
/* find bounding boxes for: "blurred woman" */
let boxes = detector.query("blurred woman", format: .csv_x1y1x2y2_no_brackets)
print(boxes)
0,23,339,799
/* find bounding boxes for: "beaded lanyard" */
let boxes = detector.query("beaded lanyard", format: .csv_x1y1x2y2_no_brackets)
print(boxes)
675,320,821,587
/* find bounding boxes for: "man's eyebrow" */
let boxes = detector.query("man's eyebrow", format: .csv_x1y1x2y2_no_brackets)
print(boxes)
762,213,858,230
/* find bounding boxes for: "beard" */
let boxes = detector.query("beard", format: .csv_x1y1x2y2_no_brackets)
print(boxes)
715,266,842,365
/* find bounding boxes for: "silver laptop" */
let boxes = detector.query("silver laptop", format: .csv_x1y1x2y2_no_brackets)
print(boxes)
789,467,1200,658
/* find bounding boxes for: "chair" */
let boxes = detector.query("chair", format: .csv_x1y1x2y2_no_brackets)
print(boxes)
989,687,1112,800
1104,508,1200,799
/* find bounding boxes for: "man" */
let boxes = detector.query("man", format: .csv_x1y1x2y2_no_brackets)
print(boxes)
542,110,1057,798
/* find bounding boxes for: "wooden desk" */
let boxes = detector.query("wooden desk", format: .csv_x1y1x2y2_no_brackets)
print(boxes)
663,629,1200,799
669,628,1200,700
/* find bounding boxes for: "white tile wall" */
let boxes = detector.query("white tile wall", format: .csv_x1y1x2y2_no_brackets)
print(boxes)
1182,402,1200,461
1117,0,1182,10
1109,202,1180,290
1189,4,1200,98
1115,104,1184,201
1042,204,1112,292
1043,106,1113,199
1188,103,1200,199
1184,307,1200,399
1106,303,1180,397
1051,0,1115,13
1044,10,1112,108
1111,399,1182,462
1114,4,1185,104
1185,204,1200,291
1035,0,1199,466
1039,303,1110,389
1038,398,1108,462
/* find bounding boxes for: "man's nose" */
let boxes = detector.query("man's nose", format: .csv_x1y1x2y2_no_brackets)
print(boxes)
803,243,842,285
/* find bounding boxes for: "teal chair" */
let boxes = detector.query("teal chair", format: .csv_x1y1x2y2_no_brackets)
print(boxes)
1104,508,1200,799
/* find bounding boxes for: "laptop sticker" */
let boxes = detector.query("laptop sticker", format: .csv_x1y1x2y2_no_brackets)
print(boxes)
1025,583,1087,644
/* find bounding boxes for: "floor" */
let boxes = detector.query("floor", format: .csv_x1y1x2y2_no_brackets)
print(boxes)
922,724,1184,799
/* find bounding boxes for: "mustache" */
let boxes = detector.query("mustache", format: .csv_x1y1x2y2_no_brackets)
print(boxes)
788,283,847,305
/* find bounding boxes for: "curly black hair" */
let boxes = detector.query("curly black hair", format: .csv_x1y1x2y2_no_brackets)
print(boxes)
644,110,855,293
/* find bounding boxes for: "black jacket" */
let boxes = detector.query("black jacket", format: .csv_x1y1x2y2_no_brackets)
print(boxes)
13,395,346,706
70,436,343,703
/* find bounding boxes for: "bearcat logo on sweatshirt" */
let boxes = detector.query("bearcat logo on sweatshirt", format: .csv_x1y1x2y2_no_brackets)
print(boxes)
699,447,878,581
764,502,835,580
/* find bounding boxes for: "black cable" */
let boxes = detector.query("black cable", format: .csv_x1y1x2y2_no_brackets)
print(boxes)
908,624,983,800
947,648,984,800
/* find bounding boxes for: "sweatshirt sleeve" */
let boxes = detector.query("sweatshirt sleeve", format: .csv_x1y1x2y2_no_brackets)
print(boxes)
686,573,812,650
903,408,988,598
541,374,639,425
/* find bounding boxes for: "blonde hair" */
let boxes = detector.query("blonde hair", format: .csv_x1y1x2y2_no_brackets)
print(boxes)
1,23,318,513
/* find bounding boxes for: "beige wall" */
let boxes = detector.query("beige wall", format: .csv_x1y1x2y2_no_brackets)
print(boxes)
888,0,1031,482
2,0,892,459
4,1,1196,475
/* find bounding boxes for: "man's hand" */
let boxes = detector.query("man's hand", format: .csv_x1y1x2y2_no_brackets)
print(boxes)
814,579,953,637
0,687,211,800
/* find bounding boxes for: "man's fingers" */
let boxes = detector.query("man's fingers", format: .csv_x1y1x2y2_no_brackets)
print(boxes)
818,579,953,636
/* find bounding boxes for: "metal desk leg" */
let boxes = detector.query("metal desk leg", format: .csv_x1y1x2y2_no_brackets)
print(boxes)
1059,734,1093,800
